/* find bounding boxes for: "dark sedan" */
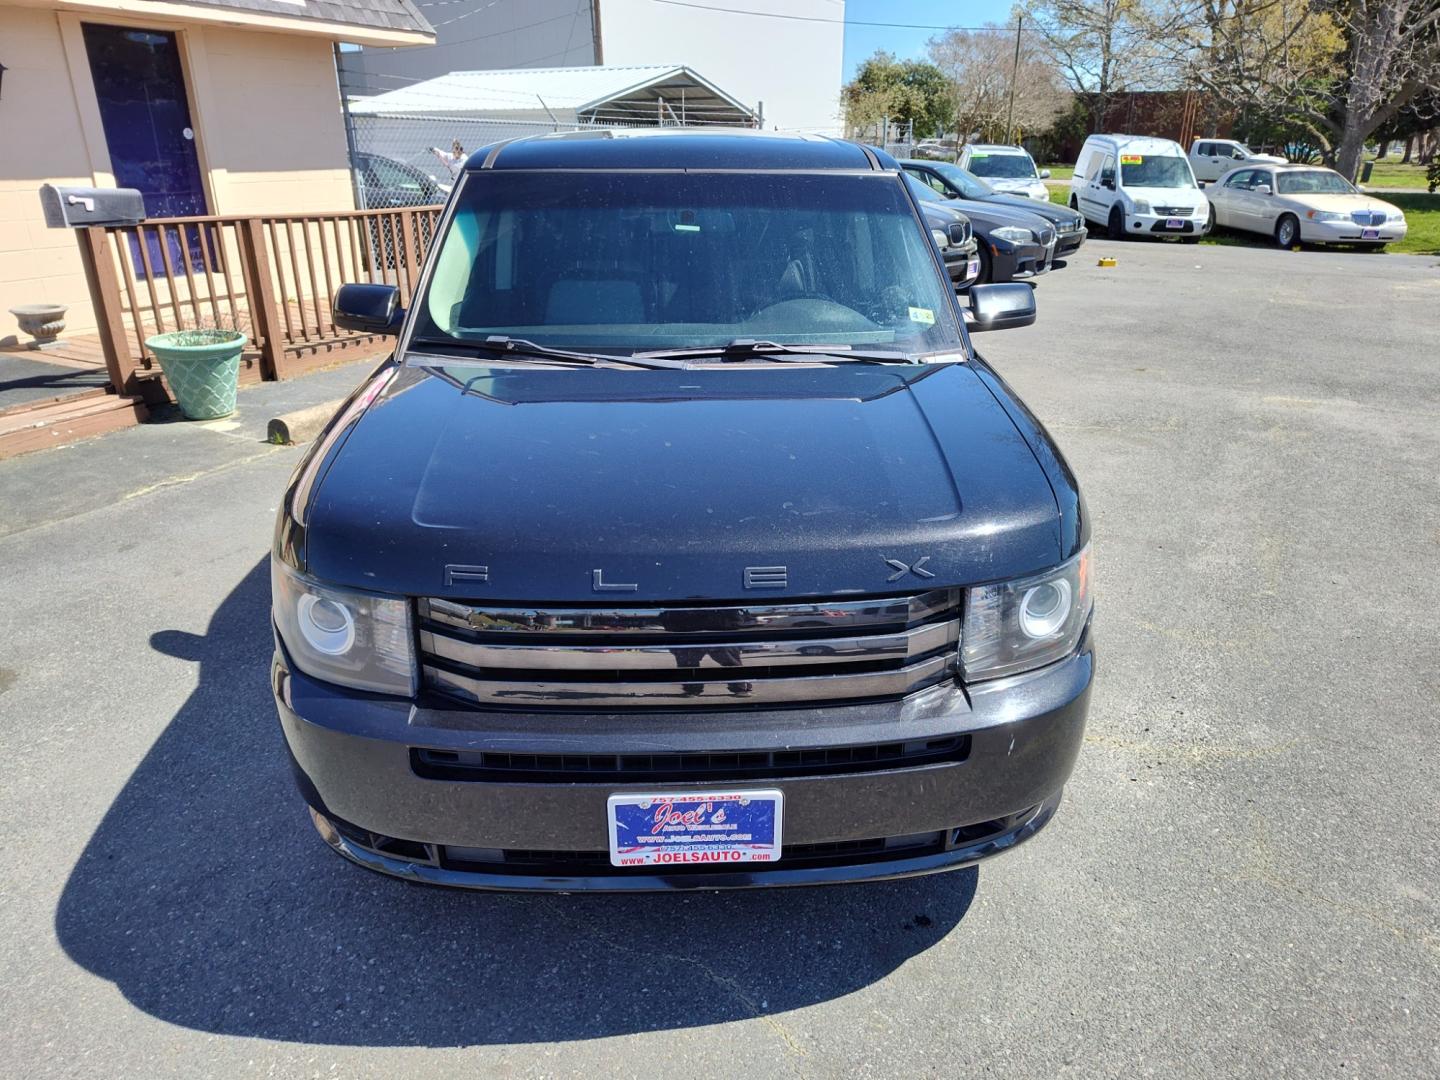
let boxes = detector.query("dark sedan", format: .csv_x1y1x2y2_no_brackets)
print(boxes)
906,174,1055,285
901,159,1087,259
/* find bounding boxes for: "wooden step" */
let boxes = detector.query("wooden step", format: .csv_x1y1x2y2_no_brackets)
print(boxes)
0,391,149,460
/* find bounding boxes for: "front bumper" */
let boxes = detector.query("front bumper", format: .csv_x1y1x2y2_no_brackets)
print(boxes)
1055,227,1087,258
273,627,1093,891
990,239,1053,281
1301,219,1407,244
1126,212,1206,236
944,238,982,290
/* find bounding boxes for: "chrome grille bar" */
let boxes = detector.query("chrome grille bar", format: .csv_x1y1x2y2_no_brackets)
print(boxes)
418,588,961,710
420,588,958,637
424,654,956,709
420,619,957,672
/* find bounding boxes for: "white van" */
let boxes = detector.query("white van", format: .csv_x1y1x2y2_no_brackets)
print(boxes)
1069,135,1209,241
956,144,1050,200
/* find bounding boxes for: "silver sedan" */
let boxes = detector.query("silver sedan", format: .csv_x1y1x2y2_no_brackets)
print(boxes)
1205,165,1408,249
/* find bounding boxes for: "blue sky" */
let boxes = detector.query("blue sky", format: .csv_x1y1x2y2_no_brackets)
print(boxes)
842,0,1018,79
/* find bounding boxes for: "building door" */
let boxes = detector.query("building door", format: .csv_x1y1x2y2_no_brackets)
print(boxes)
83,24,209,275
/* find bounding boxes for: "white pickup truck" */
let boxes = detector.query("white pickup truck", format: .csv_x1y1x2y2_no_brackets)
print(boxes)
1188,139,1286,184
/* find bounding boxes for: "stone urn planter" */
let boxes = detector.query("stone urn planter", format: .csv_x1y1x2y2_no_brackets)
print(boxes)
144,328,246,420
10,303,68,349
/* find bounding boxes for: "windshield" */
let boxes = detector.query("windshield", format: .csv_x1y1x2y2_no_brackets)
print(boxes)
967,152,1037,180
413,171,965,356
1276,170,1355,195
923,162,995,199
1119,154,1195,189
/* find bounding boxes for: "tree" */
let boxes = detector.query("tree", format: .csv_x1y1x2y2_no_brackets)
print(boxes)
927,23,1070,143
1330,0,1440,180
1025,0,1173,129
842,52,952,139
1164,0,1345,155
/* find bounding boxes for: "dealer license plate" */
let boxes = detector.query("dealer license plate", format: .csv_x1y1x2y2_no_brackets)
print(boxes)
607,790,783,868
1165,217,1184,229
1362,228,1379,240
967,258,980,278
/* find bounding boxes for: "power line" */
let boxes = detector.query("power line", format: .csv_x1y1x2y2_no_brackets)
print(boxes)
647,0,1033,32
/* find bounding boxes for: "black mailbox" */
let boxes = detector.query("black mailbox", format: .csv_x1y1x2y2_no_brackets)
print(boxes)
39,185,146,228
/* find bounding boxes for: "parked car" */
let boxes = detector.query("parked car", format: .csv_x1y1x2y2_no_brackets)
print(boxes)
956,144,1051,201
900,159,1088,260
1070,134,1209,241
1204,164,1408,249
1188,139,1285,185
917,198,982,290
354,151,447,209
273,130,1093,892
905,173,1056,284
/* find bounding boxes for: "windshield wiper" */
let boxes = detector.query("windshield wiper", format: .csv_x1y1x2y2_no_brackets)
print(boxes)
633,339,920,363
410,335,682,371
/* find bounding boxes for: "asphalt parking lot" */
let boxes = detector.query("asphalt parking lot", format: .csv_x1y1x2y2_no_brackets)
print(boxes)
1,239,1437,1078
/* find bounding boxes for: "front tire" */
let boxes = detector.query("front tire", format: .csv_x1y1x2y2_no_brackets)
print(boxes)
1275,214,1299,249
976,244,993,285
1107,206,1127,241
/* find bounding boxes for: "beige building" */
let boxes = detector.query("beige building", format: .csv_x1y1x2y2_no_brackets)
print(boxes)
0,0,433,339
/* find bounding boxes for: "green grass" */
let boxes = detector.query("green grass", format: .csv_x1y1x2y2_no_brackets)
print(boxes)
1049,187,1440,254
1041,165,1074,182
1363,161,1433,190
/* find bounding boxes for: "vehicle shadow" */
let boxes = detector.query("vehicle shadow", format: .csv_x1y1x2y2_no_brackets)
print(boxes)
55,558,977,1048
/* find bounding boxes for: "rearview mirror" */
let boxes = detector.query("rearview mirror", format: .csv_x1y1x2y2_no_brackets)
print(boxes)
333,283,404,335
967,283,1036,333
1039,168,1051,179
1254,184,1272,196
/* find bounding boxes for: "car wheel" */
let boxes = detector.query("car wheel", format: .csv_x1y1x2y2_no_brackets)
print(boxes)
1107,206,1127,241
1275,214,1299,249
976,244,993,285
1205,204,1216,234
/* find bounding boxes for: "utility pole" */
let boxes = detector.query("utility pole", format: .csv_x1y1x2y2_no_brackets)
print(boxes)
1006,15,1023,145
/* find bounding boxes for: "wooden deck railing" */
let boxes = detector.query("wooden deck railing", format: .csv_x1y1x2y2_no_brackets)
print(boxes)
76,205,443,397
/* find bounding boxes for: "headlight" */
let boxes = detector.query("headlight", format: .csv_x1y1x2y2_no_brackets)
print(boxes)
1130,198,1151,215
1308,210,1347,222
992,226,1033,244
1387,210,1405,223
272,557,416,695
962,544,1092,681
931,227,951,249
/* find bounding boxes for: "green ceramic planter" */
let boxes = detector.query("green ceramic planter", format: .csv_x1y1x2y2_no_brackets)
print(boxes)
145,329,245,420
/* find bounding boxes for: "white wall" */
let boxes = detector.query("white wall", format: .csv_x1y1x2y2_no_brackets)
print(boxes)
598,0,845,133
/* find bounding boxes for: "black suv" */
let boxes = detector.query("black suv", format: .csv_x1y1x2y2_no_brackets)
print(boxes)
272,131,1093,891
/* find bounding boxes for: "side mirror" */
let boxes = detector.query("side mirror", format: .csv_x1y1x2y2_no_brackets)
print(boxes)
333,283,404,335
1100,172,1116,190
967,283,1036,333
943,189,959,199
1039,168,1051,179
947,222,968,245
1254,184,1272,196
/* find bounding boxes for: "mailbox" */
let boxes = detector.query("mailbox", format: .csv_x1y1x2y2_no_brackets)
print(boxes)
39,185,146,228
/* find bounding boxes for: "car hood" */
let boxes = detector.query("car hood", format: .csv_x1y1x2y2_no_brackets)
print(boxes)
304,361,1063,601
986,178,1047,195
947,197,1051,235
977,192,1084,231
1280,192,1400,215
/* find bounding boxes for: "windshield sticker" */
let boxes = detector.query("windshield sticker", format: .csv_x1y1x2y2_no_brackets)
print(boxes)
1121,154,1143,164
908,306,936,325
673,223,701,232
970,152,989,158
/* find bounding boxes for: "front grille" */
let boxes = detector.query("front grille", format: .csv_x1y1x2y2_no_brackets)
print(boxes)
1351,210,1385,226
417,589,961,710
1038,226,1057,245
1154,206,1194,217
411,734,971,783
